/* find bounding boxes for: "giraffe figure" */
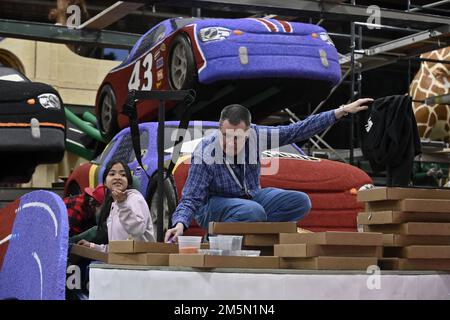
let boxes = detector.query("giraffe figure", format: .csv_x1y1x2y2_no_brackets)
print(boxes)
410,46,450,142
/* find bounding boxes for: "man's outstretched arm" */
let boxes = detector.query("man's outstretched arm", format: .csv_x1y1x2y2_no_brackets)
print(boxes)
164,160,212,242
258,98,372,148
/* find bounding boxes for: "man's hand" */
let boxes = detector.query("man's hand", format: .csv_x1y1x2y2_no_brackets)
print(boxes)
164,222,184,243
335,98,373,119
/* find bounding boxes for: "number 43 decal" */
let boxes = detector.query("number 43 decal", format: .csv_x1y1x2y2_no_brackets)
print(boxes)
128,53,153,91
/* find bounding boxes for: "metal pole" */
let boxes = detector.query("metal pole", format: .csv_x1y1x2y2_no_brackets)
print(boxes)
354,22,420,33
349,17,356,165
409,0,450,12
192,8,202,17
407,0,412,86
157,99,165,242
355,25,363,151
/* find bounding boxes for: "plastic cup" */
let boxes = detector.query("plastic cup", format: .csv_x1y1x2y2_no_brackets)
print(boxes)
198,249,223,256
209,236,220,250
234,250,261,257
217,235,243,251
178,236,201,254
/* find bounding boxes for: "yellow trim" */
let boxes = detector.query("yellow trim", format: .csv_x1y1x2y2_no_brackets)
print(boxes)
89,164,98,188
173,155,192,173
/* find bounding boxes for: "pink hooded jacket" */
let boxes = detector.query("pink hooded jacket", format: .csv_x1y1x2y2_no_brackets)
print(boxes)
93,189,155,251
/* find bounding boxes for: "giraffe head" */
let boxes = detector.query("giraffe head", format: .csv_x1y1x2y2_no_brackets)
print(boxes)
410,46,450,142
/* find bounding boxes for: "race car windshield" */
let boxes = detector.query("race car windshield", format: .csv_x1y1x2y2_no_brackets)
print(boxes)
164,125,216,155
172,17,204,29
0,67,28,82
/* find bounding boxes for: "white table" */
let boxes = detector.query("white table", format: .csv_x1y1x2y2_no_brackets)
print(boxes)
89,264,450,300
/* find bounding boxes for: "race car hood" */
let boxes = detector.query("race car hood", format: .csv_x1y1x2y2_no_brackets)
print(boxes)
0,80,59,103
193,18,327,35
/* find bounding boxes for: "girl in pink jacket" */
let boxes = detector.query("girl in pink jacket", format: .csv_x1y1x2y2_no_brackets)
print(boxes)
78,160,155,251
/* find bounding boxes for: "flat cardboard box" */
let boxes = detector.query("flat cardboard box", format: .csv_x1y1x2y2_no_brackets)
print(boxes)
279,231,383,246
241,246,274,256
108,241,209,253
243,234,279,247
169,254,279,269
280,256,377,270
383,234,450,247
108,241,179,253
365,199,450,213
274,244,382,258
357,187,450,202
208,222,297,235
379,257,450,271
357,211,450,225
108,253,169,266
364,222,450,236
383,246,450,259
70,244,108,263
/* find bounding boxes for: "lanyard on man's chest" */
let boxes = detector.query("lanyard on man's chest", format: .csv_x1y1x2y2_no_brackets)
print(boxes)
224,157,250,198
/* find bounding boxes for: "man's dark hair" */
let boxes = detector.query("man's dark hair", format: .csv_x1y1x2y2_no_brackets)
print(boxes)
219,104,251,128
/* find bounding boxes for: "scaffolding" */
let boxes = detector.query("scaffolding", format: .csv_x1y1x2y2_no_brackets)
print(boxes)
1,0,449,164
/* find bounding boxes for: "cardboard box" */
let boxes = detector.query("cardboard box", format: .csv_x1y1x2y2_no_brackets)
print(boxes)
379,257,450,271
365,199,450,213
108,253,169,266
169,254,279,269
108,241,179,253
274,244,382,258
364,222,450,236
383,246,450,259
243,234,279,247
357,211,450,225
108,241,209,253
208,222,297,235
241,246,274,256
279,256,377,270
357,187,450,203
70,244,108,263
383,234,450,247
279,231,383,246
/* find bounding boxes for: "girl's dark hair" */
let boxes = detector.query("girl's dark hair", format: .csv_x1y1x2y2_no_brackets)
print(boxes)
93,159,133,244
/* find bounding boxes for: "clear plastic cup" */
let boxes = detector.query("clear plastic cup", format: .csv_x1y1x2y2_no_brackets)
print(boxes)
209,236,220,250
198,249,223,256
217,235,243,251
178,236,202,254
234,250,261,257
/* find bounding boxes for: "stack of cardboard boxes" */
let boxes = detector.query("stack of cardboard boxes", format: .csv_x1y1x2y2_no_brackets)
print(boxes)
275,231,383,270
209,221,299,255
71,241,180,266
70,221,385,270
168,222,300,269
357,187,450,271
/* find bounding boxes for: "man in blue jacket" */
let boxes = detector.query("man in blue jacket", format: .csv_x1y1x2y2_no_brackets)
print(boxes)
165,99,372,241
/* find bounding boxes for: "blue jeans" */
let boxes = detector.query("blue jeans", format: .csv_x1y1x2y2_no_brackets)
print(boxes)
195,187,311,229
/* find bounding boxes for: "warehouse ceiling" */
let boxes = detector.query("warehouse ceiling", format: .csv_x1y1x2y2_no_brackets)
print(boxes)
1,0,449,35
0,0,448,147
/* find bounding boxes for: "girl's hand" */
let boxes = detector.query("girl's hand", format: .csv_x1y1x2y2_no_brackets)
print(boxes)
111,188,127,203
77,239,91,247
